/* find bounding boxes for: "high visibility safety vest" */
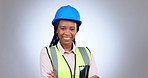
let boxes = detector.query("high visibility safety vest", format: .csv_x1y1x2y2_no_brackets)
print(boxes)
46,45,91,78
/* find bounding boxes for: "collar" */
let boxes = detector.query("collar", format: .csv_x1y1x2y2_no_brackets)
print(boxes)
57,42,76,55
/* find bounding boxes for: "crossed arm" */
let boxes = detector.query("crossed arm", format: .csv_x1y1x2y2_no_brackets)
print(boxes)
46,71,99,78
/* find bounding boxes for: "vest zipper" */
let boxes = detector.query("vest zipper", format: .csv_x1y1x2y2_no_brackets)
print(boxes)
62,55,73,78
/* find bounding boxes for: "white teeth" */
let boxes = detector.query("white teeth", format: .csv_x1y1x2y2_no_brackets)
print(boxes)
64,37,70,40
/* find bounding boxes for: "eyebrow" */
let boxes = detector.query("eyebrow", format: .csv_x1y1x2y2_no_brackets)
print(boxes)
59,25,76,27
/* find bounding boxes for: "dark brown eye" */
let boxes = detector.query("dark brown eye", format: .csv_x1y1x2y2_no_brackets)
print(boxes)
70,27,75,31
60,27,65,30
70,28,75,31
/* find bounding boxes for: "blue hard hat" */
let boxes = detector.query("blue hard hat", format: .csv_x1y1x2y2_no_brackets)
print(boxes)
52,5,82,27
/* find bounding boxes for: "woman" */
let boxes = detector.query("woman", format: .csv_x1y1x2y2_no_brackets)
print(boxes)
40,5,100,78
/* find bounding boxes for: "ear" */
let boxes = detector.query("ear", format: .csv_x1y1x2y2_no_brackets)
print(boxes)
56,30,58,34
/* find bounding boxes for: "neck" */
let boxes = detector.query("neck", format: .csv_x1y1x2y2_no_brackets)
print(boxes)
61,43,73,51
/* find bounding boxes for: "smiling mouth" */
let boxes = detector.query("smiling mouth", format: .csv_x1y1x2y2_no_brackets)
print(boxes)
63,37,71,40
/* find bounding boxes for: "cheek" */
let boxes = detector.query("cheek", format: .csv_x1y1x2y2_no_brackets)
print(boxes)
57,32,61,38
56,29,62,36
72,32,77,37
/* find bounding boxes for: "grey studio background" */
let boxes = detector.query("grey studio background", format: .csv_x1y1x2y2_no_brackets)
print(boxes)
0,0,148,78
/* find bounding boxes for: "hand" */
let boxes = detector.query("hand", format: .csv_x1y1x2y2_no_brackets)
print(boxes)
47,70,57,78
90,75,100,78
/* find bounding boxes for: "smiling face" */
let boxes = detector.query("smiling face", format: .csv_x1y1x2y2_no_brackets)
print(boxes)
56,20,77,46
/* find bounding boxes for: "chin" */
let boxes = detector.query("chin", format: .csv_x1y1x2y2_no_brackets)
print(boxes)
62,41,73,45
63,42,71,45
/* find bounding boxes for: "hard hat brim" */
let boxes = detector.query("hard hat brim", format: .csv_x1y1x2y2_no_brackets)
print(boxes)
52,19,82,27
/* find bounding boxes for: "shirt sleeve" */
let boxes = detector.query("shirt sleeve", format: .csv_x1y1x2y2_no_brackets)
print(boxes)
88,54,99,78
40,47,53,78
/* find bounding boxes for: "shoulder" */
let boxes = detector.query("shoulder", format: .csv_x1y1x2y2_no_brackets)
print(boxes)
40,47,48,55
41,46,57,54
76,46,91,52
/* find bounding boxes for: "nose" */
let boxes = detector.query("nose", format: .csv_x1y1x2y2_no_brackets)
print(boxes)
64,29,71,35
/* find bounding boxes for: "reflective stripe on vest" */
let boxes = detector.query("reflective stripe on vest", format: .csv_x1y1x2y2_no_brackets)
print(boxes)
47,46,91,78
78,47,90,65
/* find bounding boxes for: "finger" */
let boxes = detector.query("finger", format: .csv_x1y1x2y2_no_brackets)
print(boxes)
90,75,100,78
47,70,56,78
49,70,56,77
47,70,53,75
47,75,54,78
47,72,55,77
51,71,56,78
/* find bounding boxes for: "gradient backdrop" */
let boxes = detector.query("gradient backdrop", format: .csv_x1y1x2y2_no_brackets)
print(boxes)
0,0,148,78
